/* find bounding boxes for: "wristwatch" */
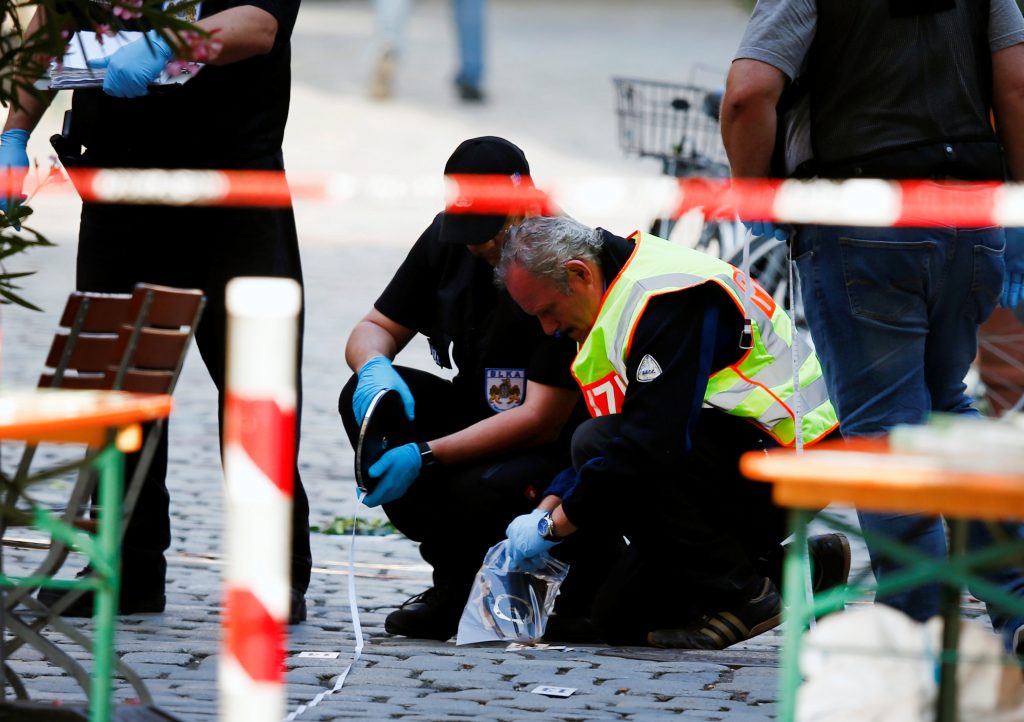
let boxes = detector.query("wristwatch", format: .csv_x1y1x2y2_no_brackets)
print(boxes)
537,511,559,540
416,441,439,468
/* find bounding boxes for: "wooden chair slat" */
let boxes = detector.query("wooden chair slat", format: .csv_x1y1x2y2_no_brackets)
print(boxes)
58,293,132,333
45,333,120,373
111,328,190,371
37,373,108,390
115,369,176,394
129,284,205,329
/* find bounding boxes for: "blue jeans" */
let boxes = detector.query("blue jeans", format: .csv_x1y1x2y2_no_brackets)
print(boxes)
452,0,485,87
794,223,1024,647
372,0,411,55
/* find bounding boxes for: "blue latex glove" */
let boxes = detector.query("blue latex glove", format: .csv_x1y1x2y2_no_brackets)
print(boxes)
88,30,173,98
361,442,422,507
742,220,793,242
352,355,415,425
1003,228,1024,310
505,509,559,572
0,129,30,230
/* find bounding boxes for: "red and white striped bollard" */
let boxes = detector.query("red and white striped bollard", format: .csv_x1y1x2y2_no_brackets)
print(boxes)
220,277,301,722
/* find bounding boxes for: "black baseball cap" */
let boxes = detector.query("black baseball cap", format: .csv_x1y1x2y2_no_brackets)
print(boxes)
440,136,531,245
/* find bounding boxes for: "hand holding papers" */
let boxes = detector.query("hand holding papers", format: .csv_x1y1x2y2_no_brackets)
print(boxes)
39,30,203,91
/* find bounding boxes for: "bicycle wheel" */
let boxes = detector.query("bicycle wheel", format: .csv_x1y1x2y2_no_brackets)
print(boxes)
656,208,717,250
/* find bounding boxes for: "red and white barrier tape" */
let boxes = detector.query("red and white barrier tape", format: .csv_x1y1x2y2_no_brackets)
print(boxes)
221,278,301,722
9,170,1024,226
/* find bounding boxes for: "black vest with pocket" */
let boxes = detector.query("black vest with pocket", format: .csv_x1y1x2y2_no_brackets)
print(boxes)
781,0,1005,180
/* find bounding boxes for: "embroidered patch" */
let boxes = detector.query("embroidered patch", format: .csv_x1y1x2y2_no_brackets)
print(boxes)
636,354,662,383
486,368,526,412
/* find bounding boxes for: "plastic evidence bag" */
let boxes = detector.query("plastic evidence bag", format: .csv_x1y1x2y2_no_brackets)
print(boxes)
456,540,569,645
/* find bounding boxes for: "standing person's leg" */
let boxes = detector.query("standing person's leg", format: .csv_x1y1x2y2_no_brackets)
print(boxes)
451,0,485,100
192,198,312,620
794,223,948,621
370,0,411,98
924,226,1002,417
75,201,173,610
927,226,1024,646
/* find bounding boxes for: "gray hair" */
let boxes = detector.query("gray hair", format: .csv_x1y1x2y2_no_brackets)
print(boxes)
495,216,604,293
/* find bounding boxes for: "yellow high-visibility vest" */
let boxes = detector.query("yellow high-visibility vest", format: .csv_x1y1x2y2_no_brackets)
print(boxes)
571,233,838,447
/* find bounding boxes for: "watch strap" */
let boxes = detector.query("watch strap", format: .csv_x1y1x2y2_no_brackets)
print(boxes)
416,441,438,467
538,511,558,540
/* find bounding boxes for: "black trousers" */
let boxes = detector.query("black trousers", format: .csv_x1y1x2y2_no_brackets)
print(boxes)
339,367,622,609
76,196,312,595
576,412,788,645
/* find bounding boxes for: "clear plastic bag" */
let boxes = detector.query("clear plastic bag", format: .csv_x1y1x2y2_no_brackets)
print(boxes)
455,540,569,645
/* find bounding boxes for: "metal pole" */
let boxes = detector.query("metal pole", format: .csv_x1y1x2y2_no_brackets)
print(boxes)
91,443,123,722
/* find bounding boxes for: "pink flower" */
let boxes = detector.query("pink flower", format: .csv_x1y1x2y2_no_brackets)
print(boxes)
164,60,201,78
113,0,143,20
93,24,115,44
179,28,222,62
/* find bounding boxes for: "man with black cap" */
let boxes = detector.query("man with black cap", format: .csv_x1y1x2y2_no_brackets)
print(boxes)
339,136,613,641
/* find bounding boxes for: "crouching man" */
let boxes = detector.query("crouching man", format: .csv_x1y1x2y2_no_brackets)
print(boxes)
498,216,847,649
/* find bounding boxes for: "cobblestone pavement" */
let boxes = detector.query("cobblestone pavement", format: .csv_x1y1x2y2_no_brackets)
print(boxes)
0,1,990,720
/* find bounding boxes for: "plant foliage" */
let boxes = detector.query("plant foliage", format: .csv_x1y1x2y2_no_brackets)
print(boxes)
0,0,201,309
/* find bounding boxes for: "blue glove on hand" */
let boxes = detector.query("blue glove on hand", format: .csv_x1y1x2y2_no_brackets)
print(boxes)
505,509,559,572
352,355,415,425
742,220,793,242
361,442,422,507
88,30,173,98
0,129,30,230
1002,228,1024,310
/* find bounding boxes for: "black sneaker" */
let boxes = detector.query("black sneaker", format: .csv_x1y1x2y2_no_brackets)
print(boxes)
646,577,782,650
37,568,165,617
384,586,464,641
289,588,307,625
455,81,485,103
808,532,851,593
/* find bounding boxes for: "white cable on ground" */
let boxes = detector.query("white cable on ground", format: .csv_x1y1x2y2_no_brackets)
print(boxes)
283,500,366,722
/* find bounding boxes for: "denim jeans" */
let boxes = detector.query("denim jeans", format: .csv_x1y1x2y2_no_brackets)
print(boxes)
372,0,411,55
452,0,485,87
372,0,485,88
794,223,1024,647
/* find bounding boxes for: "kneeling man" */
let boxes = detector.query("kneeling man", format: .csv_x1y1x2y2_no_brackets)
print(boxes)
498,216,845,649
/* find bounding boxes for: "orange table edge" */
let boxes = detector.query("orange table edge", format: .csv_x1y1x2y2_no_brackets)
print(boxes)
740,437,1024,522
0,391,173,447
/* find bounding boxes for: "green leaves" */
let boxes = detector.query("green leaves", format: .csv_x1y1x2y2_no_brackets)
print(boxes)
0,0,207,311
311,517,400,536
1,209,53,311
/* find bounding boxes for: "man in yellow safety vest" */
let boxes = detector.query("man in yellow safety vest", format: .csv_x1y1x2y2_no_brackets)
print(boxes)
498,215,844,650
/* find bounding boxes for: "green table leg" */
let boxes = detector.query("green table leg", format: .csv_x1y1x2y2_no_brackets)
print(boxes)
779,508,812,722
936,519,967,722
90,444,123,722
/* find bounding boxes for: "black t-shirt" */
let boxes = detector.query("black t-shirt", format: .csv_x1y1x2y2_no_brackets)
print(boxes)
560,231,748,529
375,213,580,422
71,0,299,168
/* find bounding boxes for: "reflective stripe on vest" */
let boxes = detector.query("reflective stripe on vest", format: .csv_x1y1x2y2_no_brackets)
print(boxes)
571,233,838,447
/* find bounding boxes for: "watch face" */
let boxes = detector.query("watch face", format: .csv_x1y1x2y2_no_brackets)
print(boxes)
537,514,554,539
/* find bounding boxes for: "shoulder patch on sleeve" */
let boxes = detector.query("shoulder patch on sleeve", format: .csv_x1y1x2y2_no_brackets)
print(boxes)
636,354,663,382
